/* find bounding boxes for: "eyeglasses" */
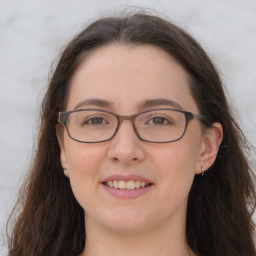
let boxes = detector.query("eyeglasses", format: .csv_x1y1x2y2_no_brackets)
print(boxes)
58,108,211,143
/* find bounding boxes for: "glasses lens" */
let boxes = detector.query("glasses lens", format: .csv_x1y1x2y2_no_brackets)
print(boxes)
67,110,117,142
135,109,186,142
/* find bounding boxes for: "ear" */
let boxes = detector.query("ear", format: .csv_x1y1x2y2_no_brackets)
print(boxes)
56,125,70,178
195,122,223,174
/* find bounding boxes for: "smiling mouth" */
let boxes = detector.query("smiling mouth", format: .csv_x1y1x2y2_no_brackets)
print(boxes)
103,180,153,190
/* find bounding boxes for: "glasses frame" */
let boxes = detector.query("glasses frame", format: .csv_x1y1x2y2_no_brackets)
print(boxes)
58,108,211,143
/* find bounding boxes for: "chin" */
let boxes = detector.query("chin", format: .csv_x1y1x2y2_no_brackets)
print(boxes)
96,208,153,234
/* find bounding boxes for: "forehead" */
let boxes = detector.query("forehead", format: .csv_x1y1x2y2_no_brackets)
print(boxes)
67,44,198,113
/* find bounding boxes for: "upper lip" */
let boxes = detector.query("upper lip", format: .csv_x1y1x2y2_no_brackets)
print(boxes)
101,174,153,184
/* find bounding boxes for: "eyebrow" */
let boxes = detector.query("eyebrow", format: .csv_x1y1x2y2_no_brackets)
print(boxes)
139,98,183,110
74,98,113,110
73,98,183,111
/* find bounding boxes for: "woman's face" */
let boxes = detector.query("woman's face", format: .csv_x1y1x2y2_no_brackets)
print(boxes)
59,44,207,234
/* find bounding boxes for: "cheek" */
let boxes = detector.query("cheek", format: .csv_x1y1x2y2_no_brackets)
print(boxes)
63,142,106,206
151,151,194,215
149,141,200,176
148,135,202,199
64,140,105,172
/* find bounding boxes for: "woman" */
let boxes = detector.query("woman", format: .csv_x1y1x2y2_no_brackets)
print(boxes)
7,12,256,256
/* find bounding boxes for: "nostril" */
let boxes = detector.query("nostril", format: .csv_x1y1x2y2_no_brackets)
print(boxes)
107,129,146,163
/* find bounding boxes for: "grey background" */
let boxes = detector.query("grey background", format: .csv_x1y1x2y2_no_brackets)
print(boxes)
0,0,255,254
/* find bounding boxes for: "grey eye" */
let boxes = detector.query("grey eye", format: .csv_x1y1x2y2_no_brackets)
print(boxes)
85,117,107,125
150,117,171,125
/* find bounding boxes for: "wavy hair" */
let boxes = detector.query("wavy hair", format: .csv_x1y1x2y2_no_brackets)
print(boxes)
7,11,256,256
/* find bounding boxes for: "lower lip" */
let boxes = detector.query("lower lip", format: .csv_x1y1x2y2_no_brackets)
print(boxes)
102,184,153,199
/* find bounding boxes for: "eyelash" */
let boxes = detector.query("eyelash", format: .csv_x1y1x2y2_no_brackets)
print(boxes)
146,116,172,125
84,116,108,125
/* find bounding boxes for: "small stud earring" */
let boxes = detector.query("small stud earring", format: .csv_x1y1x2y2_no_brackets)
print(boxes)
201,167,205,176
62,167,69,177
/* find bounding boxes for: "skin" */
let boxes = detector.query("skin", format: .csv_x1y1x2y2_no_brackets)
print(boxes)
58,44,223,256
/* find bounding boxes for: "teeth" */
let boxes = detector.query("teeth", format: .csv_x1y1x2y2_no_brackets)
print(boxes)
113,180,118,189
127,181,135,189
105,180,150,190
118,180,126,189
140,181,146,188
135,180,141,188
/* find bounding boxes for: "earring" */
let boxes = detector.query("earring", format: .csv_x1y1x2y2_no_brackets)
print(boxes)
201,167,205,176
63,167,69,177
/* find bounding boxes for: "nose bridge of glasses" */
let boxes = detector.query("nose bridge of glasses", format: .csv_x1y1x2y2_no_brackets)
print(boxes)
118,114,136,123
116,114,137,128
115,114,138,135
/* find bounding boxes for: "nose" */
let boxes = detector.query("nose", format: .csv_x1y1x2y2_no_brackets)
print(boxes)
107,120,146,165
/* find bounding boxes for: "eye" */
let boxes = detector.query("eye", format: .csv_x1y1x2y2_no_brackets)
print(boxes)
85,117,108,125
148,116,171,125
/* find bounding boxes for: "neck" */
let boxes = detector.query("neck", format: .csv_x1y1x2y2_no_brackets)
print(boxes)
80,215,195,256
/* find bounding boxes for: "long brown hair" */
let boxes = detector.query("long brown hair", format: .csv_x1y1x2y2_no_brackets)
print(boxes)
7,11,256,256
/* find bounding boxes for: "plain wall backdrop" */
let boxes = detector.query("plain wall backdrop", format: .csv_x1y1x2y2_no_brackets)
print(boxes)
0,0,255,254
